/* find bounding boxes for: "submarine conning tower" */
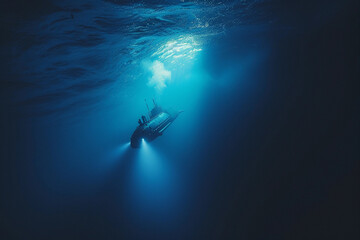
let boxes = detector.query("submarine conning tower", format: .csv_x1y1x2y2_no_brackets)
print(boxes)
137,98,162,127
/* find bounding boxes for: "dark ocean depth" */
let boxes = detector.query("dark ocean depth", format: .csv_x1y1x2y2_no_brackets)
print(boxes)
0,0,359,239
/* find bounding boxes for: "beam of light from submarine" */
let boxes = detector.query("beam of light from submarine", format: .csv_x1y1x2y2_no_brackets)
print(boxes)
128,140,180,220
106,142,130,166
138,139,164,182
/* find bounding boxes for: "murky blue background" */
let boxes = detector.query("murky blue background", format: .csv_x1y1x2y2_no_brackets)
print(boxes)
0,0,358,239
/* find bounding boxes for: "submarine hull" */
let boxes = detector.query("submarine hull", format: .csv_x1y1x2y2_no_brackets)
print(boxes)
130,110,182,148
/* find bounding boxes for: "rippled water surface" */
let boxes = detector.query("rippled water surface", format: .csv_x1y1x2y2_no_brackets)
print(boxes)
6,0,271,117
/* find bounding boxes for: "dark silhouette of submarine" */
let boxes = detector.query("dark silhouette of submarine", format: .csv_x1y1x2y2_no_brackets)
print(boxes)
130,99,183,148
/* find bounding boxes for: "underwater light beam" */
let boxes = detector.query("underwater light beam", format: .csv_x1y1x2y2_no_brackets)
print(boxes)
128,138,179,218
147,35,202,91
106,142,131,165
137,138,164,178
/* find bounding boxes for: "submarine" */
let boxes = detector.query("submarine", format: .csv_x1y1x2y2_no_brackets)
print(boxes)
130,99,183,148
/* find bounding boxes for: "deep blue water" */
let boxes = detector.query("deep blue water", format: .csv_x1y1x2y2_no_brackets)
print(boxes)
1,0,359,239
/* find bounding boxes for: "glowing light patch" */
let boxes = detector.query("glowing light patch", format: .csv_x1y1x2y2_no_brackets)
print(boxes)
152,36,202,63
146,35,203,91
147,60,171,91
